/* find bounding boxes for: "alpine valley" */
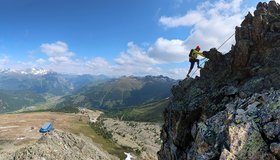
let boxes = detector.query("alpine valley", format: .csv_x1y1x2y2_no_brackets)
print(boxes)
0,68,176,115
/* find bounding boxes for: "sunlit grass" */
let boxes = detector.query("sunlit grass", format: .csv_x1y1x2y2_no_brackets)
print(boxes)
105,98,169,123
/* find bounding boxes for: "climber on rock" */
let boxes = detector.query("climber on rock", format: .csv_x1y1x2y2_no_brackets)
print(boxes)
186,45,206,78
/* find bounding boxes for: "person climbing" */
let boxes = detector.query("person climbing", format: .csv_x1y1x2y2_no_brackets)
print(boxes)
186,45,205,78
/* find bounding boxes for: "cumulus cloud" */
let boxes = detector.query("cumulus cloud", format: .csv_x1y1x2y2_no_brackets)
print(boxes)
34,41,168,77
148,37,187,63
36,41,89,74
159,0,247,52
111,42,162,76
40,41,74,64
115,42,158,66
151,0,247,64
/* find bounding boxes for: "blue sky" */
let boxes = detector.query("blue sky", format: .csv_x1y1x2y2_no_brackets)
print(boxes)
0,0,272,79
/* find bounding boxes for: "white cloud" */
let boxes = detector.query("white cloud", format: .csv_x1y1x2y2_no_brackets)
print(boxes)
165,68,187,79
46,61,83,74
112,42,162,76
12,61,38,70
148,37,187,63
275,0,280,4
87,57,109,68
0,56,9,65
112,64,162,77
48,56,72,64
85,57,113,75
159,0,248,52
36,41,183,77
115,42,158,66
160,11,203,27
36,58,46,64
41,41,74,63
150,0,246,64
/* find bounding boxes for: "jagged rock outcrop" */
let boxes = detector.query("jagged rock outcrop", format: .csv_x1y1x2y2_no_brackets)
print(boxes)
3,130,117,160
158,1,280,159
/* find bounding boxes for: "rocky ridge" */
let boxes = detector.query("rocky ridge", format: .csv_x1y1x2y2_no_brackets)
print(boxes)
1,130,117,160
158,1,280,159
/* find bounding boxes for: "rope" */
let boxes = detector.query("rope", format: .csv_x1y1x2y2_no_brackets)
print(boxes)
188,32,235,78
217,33,235,50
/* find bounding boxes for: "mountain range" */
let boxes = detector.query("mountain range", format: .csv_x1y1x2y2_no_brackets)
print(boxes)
0,68,177,113
56,75,177,110
0,68,108,95
0,68,108,113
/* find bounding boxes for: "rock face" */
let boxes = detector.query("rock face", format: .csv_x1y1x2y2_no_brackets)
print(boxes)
4,130,117,160
158,1,280,159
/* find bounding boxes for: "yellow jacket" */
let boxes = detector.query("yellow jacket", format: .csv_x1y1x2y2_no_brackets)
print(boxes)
189,49,205,59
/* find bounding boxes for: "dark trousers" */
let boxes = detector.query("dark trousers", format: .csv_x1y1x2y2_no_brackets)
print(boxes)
189,59,199,70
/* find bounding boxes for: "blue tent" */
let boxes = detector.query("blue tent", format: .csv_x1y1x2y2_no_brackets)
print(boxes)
39,122,54,133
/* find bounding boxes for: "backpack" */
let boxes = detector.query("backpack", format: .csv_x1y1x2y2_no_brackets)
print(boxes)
189,49,194,57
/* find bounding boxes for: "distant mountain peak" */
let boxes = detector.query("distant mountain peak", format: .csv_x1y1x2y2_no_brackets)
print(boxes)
23,68,50,75
0,68,51,75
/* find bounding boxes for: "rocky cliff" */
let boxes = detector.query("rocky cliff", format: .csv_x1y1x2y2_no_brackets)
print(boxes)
158,1,280,159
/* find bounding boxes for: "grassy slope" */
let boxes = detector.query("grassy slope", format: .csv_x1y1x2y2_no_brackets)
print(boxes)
0,90,46,113
104,98,170,123
15,95,63,113
65,114,133,159
80,76,144,108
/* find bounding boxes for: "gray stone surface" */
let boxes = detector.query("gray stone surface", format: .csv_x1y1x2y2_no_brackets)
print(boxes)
2,130,116,160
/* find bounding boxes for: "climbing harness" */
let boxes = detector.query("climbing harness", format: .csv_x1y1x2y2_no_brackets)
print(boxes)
188,33,235,78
